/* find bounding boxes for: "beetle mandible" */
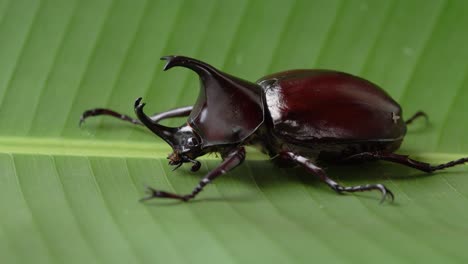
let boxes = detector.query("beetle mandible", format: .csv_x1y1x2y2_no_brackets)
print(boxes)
80,55,468,203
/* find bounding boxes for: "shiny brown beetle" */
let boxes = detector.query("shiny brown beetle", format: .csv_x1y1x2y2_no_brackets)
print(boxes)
80,55,468,203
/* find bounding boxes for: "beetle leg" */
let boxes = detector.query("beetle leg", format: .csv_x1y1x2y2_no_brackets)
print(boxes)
282,151,394,203
140,147,246,202
79,105,193,126
344,152,468,173
79,108,142,127
186,158,202,172
171,162,183,171
149,106,193,123
405,111,428,125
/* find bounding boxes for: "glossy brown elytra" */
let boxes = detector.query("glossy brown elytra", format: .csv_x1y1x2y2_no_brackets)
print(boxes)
80,55,468,203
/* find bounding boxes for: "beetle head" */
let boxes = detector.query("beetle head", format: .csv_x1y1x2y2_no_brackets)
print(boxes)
166,125,203,172
134,98,202,171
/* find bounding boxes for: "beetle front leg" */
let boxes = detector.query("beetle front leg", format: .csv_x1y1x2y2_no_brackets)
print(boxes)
140,147,246,202
282,151,394,203
79,108,142,126
79,105,193,126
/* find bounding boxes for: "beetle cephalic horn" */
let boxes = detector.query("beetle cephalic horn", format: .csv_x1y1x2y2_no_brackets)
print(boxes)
134,97,178,148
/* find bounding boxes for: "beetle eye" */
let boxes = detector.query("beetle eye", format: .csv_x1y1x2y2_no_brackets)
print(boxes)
187,137,199,147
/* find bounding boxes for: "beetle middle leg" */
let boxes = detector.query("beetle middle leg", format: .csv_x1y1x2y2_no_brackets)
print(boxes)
343,152,468,173
140,147,246,202
282,151,394,203
79,105,193,126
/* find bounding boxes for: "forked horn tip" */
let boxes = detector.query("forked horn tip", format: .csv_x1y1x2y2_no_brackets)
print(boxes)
161,55,177,71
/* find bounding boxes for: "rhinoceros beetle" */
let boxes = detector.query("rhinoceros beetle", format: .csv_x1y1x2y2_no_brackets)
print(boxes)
80,55,468,203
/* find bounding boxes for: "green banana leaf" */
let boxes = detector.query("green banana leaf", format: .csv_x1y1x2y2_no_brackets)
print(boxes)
1,0,468,263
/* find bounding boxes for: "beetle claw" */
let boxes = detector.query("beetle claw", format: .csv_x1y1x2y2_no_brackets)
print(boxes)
378,185,395,204
171,162,183,171
78,109,95,127
190,160,201,172
134,97,143,108
334,183,395,204
79,117,85,127
386,189,395,203
139,186,157,202
139,186,186,202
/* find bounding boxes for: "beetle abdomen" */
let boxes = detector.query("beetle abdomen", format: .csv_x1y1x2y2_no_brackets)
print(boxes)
257,70,406,144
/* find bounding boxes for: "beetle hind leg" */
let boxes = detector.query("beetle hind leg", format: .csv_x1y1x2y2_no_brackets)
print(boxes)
343,152,468,173
282,151,394,203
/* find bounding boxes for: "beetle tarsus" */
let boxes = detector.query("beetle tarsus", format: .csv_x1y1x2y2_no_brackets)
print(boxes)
79,108,143,127
344,152,468,173
79,109,99,127
134,97,144,109
329,182,394,203
405,111,429,125
139,186,187,202
335,183,394,203
79,116,86,127
139,186,194,202
430,157,468,172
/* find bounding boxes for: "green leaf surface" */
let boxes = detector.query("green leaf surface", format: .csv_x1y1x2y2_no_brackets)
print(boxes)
1,0,468,263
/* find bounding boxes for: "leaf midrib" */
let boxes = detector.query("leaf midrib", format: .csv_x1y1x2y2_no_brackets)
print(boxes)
0,136,466,162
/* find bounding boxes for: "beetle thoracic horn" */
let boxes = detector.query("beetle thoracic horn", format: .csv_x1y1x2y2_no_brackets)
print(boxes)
134,97,178,147
160,55,264,146
160,55,248,89
161,55,219,76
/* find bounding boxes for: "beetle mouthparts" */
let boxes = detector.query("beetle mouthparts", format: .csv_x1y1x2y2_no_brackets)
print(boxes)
168,151,184,171
167,151,182,164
